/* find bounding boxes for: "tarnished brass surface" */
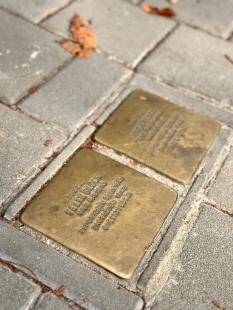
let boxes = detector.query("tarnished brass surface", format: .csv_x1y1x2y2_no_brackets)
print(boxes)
21,149,177,279
95,90,220,183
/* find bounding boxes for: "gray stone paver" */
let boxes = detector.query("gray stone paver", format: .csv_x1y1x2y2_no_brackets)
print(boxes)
19,55,131,131
41,0,176,68
151,205,233,310
138,24,233,108
141,0,233,39
0,9,72,105
0,221,144,310
0,264,41,310
0,104,66,212
208,146,233,214
0,0,71,24
33,292,79,310
4,125,95,221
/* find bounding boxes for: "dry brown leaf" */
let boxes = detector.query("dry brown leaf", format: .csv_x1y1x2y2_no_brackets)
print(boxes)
211,301,223,309
61,14,97,58
60,40,81,55
140,96,147,101
44,139,52,146
141,5,176,16
55,285,65,296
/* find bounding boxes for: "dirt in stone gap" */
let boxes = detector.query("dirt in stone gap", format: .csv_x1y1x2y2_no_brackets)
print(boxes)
61,14,97,58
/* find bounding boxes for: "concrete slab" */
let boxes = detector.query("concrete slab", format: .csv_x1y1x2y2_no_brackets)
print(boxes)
0,221,144,310
151,205,233,310
34,292,77,310
0,264,41,310
208,146,233,214
0,9,72,104
0,104,66,212
41,0,176,68
138,25,233,108
19,55,130,131
0,0,71,24
141,0,233,39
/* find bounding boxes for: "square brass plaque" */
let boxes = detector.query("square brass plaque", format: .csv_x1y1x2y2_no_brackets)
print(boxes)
21,149,177,278
95,90,220,183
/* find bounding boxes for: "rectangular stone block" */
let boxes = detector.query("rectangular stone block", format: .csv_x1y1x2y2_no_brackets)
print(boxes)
151,205,233,310
0,264,41,310
138,25,233,108
95,90,219,183
19,54,131,131
34,292,77,310
0,9,72,104
0,104,66,212
0,221,144,310
0,0,71,23
21,149,177,279
207,145,233,213
141,0,233,39
41,0,176,68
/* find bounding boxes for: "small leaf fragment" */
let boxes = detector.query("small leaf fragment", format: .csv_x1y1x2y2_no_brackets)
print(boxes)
55,285,65,296
141,5,176,16
44,139,52,146
211,300,223,309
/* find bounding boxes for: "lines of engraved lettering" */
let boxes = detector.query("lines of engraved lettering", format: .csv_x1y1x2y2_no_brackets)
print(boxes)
146,115,166,141
147,113,180,155
78,176,125,233
102,192,132,230
64,174,104,216
79,200,106,234
91,200,116,230
128,111,144,127
138,111,162,141
103,176,124,201
66,181,84,199
130,110,155,137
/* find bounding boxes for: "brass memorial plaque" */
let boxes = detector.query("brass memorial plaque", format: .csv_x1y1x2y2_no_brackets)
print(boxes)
95,90,220,183
21,149,177,278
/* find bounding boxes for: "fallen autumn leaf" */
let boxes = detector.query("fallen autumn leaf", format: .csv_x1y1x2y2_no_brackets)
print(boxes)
61,14,97,58
55,285,65,296
141,5,176,16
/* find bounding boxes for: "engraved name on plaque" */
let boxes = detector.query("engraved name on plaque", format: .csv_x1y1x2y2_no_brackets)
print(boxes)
95,90,220,183
21,149,177,278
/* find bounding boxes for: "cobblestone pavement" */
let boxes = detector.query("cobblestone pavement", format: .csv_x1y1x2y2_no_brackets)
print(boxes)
0,1,233,309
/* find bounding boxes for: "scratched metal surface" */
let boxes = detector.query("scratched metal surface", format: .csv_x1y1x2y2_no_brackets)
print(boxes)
21,149,177,279
95,90,220,183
